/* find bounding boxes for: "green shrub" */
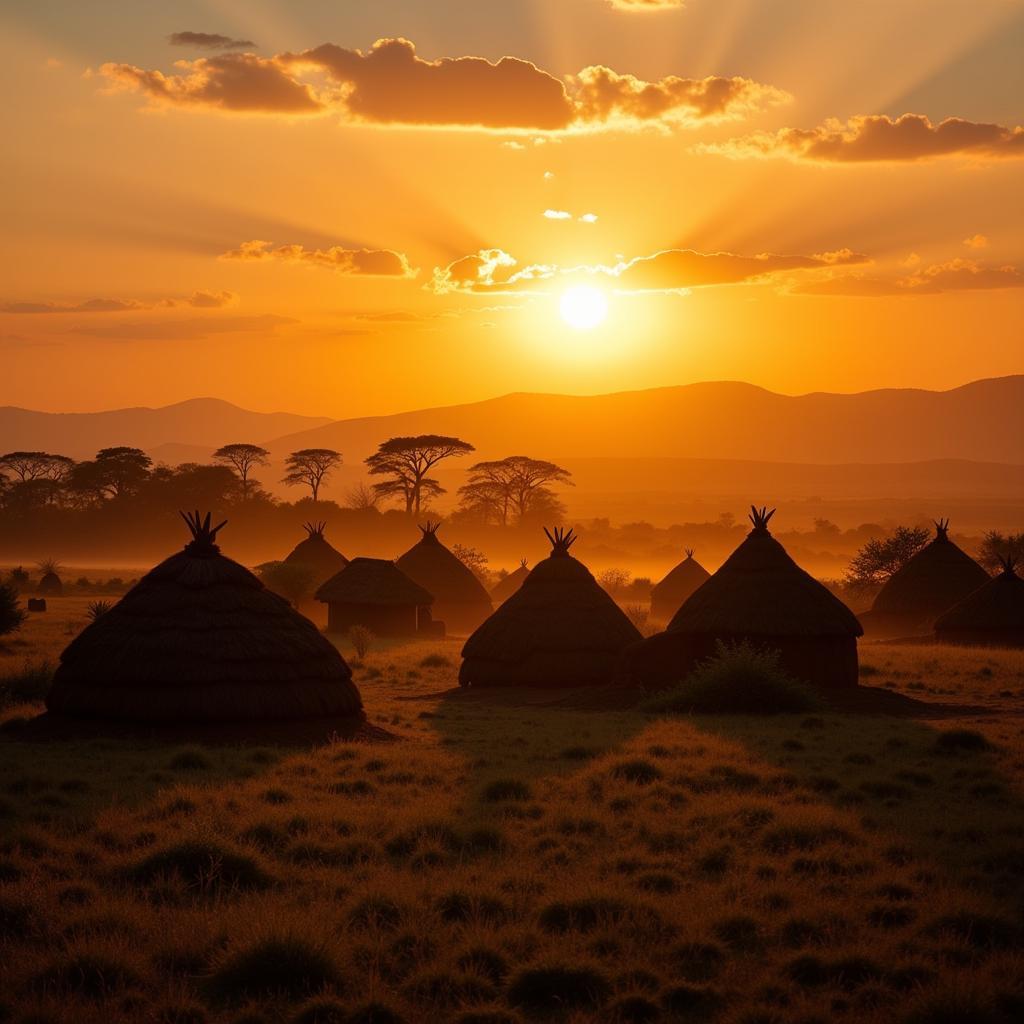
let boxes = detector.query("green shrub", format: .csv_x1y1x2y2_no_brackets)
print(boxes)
642,641,823,714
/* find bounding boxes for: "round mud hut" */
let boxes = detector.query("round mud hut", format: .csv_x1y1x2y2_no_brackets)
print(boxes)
934,557,1024,648
490,559,530,605
283,521,349,586
862,519,990,637
37,560,63,597
46,512,361,721
625,507,863,691
650,549,711,624
316,557,436,637
459,527,643,688
396,522,493,634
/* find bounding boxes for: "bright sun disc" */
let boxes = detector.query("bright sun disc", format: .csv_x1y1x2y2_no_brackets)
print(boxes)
559,284,608,329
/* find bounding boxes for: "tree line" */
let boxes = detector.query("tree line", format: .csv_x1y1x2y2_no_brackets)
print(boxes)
0,434,574,526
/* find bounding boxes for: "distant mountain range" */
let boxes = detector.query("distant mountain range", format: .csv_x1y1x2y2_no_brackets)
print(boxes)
0,398,331,460
2,379,1022,516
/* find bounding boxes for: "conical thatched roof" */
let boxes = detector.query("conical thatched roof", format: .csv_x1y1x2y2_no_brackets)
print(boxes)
283,522,348,583
460,528,643,688
650,548,711,621
934,558,1024,644
316,557,433,607
490,560,530,604
396,521,492,623
668,508,862,637
871,519,989,620
46,512,361,721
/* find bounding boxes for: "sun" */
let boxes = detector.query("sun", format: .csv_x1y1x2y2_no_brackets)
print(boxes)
559,284,608,330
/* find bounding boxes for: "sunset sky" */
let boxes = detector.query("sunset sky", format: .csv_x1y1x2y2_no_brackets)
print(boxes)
2,0,1022,417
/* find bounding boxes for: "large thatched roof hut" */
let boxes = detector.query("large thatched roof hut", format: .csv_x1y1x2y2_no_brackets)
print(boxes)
316,558,435,637
490,560,530,605
46,512,361,721
459,527,643,688
650,549,711,623
934,558,1024,648
283,521,348,586
862,520,990,637
625,507,863,691
396,521,492,633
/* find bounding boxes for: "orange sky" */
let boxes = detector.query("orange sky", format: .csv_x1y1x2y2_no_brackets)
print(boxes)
2,0,1022,416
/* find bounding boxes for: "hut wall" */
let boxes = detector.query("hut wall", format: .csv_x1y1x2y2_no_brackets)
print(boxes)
327,602,418,636
460,648,624,689
433,601,490,635
628,631,859,691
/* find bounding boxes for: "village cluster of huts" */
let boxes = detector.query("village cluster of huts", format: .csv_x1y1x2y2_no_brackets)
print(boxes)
40,503,1023,723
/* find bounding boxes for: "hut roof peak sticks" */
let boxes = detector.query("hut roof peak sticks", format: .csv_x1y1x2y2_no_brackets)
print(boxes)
303,521,327,538
544,526,576,557
180,510,227,558
748,505,776,533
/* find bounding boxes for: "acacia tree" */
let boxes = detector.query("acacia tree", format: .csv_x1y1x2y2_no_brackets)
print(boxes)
0,451,75,483
69,447,152,501
458,455,573,525
282,448,342,502
365,435,474,516
213,443,270,500
977,530,1024,574
845,525,930,591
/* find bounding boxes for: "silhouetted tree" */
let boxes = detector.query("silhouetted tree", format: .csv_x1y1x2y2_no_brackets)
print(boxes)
282,448,342,502
70,447,152,501
845,525,930,591
365,435,474,516
0,451,74,483
257,561,315,608
977,530,1024,574
213,443,270,499
451,543,492,585
0,582,26,638
458,455,572,525
343,482,381,510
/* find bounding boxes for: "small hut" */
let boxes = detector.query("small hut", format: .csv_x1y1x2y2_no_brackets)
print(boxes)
862,519,990,637
283,521,349,586
37,559,63,597
625,507,863,691
46,512,361,721
490,560,530,605
650,549,711,623
316,558,436,637
934,558,1024,648
396,522,493,633
459,527,643,688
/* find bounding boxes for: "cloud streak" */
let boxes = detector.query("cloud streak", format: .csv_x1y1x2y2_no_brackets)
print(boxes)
100,36,787,131
2,291,237,314
169,31,256,51
706,113,1024,163
792,258,1024,296
220,240,417,277
429,246,867,295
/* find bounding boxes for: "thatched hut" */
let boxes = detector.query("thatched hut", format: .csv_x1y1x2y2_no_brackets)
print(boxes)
316,557,435,637
459,527,643,688
37,559,63,597
46,512,361,721
934,558,1024,648
490,560,530,605
625,507,863,691
862,520,990,637
283,521,348,586
650,549,711,623
396,522,492,633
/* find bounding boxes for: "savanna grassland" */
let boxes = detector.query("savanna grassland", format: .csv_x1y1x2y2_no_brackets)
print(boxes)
2,598,1024,1024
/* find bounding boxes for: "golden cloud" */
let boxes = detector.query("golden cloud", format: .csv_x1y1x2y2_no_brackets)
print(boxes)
100,37,786,131
429,246,867,295
705,113,1024,162
169,31,256,50
220,240,417,277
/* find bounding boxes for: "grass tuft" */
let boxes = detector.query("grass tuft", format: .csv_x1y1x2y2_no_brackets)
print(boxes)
611,760,663,785
127,840,272,893
641,641,823,714
507,964,612,1015
204,936,343,1005
482,778,533,802
933,729,992,753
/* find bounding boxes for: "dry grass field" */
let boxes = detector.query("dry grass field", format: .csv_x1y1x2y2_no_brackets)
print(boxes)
2,596,1024,1023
